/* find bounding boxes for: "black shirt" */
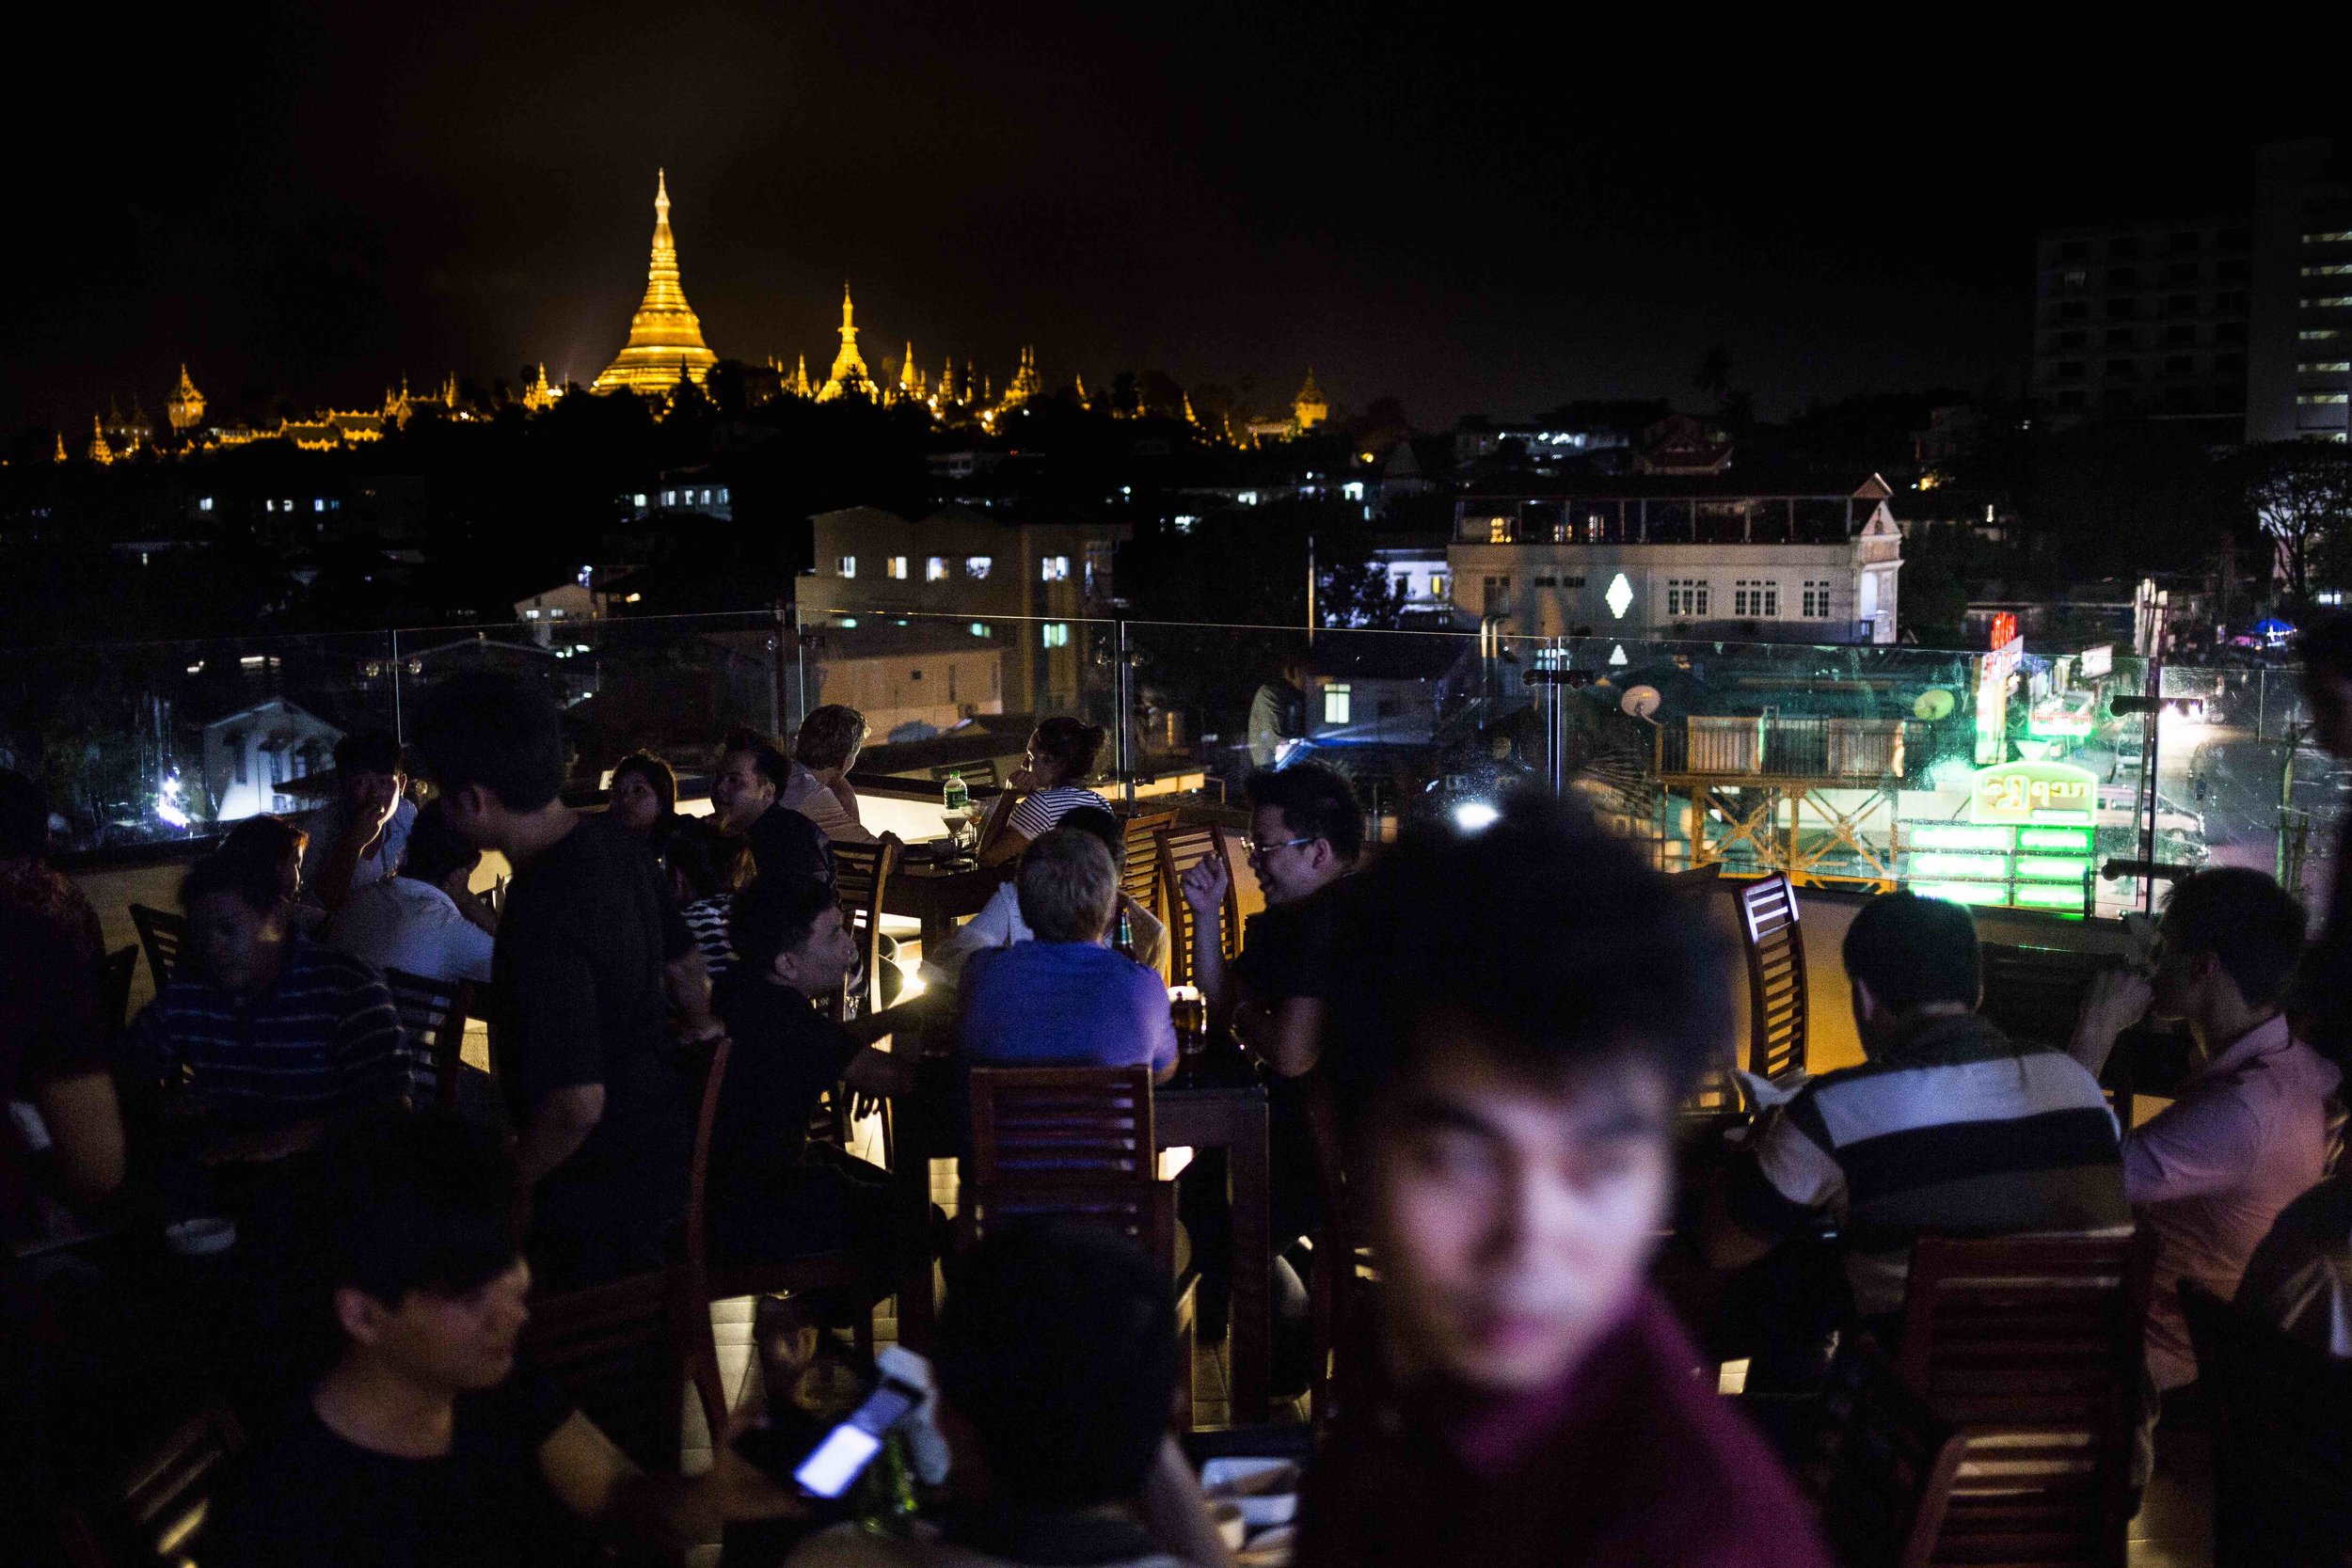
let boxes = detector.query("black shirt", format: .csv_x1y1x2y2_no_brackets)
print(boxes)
712,973,862,1191
747,800,834,888
209,1368,587,1568
1232,876,1352,1005
493,816,694,1275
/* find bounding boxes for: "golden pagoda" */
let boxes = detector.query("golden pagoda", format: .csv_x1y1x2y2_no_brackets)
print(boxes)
898,341,924,401
1293,368,1328,433
593,170,719,394
53,433,68,463
167,364,206,432
521,363,558,412
86,415,113,465
1002,345,1041,411
818,284,872,401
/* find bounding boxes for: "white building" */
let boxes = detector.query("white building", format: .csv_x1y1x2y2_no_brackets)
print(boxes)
1445,473,1902,645
201,697,343,823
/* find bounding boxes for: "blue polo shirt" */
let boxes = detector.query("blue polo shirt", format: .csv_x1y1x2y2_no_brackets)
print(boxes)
958,941,1177,1076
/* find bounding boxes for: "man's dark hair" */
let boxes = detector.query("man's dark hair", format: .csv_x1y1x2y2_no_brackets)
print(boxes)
2162,867,2308,1008
935,1222,1179,1511
720,723,793,794
793,705,869,772
1246,762,1363,862
1030,717,1106,781
1327,792,1730,1130
400,800,480,889
216,816,308,898
2300,612,2352,683
410,673,566,813
1843,892,1981,1013
664,816,747,901
0,768,50,861
1054,804,1124,872
181,848,294,917
728,873,838,980
333,732,405,779
610,751,678,816
319,1113,523,1309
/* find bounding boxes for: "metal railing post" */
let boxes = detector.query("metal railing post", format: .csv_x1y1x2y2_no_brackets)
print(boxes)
389,627,403,744
1115,618,1135,810
2138,653,2162,914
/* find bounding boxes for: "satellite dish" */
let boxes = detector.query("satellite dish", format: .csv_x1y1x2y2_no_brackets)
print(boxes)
1621,685,1662,720
1914,689,1957,721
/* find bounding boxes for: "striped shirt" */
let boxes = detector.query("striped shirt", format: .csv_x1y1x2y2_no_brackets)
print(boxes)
1006,785,1112,841
1730,1013,2128,1317
129,939,413,1130
682,895,737,982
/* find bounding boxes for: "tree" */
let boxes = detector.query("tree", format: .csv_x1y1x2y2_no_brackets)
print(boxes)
1318,557,1406,629
2242,441,2352,612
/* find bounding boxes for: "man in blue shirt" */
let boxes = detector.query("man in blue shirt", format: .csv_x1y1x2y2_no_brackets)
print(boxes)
958,830,1176,1081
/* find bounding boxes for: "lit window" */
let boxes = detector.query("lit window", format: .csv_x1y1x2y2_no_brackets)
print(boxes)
1802,578,1833,618
2304,264,2352,277
718,487,729,502
1041,555,1070,582
1322,683,1353,725
1173,515,1200,533
2306,296,2352,309
633,493,648,507
264,499,276,513
1487,516,1513,543
2299,393,2351,404
313,499,326,513
1430,574,1448,598
663,490,675,506
2304,329,2346,341
964,555,993,579
2306,230,2352,245
838,555,857,578
199,497,213,512
1664,578,1709,617
969,622,992,637
886,556,909,579
1733,579,1780,618
1041,622,1070,648
2301,361,2352,373
926,557,949,581
525,609,540,619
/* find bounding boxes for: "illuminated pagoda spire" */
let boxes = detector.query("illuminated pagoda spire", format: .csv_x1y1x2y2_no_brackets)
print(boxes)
899,341,922,400
592,170,720,394
521,363,557,412
1293,366,1328,433
819,283,871,401
1073,370,1089,407
53,432,67,462
790,353,813,398
167,364,205,432
1183,390,1201,427
1002,344,1041,410
86,415,113,465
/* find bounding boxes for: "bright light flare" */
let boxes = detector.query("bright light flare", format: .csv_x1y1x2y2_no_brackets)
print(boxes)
1452,800,1501,832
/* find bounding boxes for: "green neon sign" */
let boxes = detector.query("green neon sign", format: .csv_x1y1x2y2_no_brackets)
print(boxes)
1908,823,2014,852
2013,855,2095,882
2012,882,2090,911
2017,826,2093,853
1970,760,2098,825
1912,881,2012,908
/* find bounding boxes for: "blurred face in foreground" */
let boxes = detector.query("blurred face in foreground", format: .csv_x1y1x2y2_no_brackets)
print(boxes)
1366,1016,1674,1395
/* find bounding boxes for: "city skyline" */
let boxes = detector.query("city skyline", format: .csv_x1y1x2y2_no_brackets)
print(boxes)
5,6,2341,437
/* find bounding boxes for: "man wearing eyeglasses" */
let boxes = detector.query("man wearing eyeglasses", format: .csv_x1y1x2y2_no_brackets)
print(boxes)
1181,762,1361,1372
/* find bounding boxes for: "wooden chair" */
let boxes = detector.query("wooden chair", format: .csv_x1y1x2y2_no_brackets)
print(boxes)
56,1401,246,1568
2182,1281,2352,1566
98,944,138,1046
1119,809,1179,926
381,968,475,1110
1814,1343,1967,1568
829,832,903,1019
521,1266,728,1476
128,905,185,993
1734,873,1808,1084
1155,823,1237,990
684,1036,884,1365
965,1066,1196,1421
1979,943,2135,1132
929,758,1002,791
1896,1230,2157,1568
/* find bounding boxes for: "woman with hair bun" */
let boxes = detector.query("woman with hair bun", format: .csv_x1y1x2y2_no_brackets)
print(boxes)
978,716,1113,866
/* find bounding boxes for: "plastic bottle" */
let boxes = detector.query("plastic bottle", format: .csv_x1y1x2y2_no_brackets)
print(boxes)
942,770,969,816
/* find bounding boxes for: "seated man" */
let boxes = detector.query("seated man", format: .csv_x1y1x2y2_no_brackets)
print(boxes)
957,829,1177,1081
921,807,1168,990
2239,1168,2352,1356
1296,796,1829,1568
130,851,410,1161
1707,891,2127,1333
786,1222,1232,1568
714,724,834,887
298,732,416,915
711,874,925,1273
328,799,498,988
2070,866,2343,1399
210,1114,795,1566
783,704,876,844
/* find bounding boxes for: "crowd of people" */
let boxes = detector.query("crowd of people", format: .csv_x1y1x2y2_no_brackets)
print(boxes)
11,627,2352,1566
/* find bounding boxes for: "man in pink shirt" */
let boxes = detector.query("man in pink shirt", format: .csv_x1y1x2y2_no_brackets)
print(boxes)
2072,868,2341,1397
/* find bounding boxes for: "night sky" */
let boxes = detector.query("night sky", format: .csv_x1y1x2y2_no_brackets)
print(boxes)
5,8,2333,437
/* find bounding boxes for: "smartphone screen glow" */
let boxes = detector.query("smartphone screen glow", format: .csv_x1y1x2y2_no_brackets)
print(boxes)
794,1425,883,1497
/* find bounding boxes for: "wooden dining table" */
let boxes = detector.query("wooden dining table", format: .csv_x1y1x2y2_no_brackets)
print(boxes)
883,856,1010,951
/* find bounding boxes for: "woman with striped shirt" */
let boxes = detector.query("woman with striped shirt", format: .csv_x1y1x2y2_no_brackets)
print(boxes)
978,716,1112,866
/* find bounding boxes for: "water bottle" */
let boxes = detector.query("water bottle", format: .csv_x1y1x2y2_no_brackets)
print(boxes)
941,770,968,816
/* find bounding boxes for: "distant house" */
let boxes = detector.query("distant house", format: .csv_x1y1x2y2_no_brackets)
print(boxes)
202,697,342,822
515,580,613,643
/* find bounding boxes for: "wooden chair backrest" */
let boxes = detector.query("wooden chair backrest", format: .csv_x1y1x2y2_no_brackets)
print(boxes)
1817,1344,1967,1568
128,904,184,993
56,1402,246,1568
1978,942,2106,1050
1734,873,1807,1083
521,1266,725,1476
2182,1280,2352,1565
99,944,138,1046
1897,1229,2156,1568
971,788,1019,861
966,1066,1171,1262
381,968,474,1109
1156,823,1236,989
930,758,1002,791
1120,809,1179,919
828,832,902,1015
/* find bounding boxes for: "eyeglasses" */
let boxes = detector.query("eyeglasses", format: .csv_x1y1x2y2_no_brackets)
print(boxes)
1243,834,1316,861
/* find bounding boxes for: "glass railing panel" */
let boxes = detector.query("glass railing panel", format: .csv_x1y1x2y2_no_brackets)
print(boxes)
4,628,400,852
2153,657,2340,926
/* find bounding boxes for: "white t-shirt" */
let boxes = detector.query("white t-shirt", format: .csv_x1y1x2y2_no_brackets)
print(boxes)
920,879,1168,990
782,762,874,843
299,797,417,906
328,876,496,987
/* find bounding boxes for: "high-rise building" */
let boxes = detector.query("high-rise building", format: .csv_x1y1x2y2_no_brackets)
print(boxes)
2029,219,2251,438
593,170,720,394
2248,138,2352,445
